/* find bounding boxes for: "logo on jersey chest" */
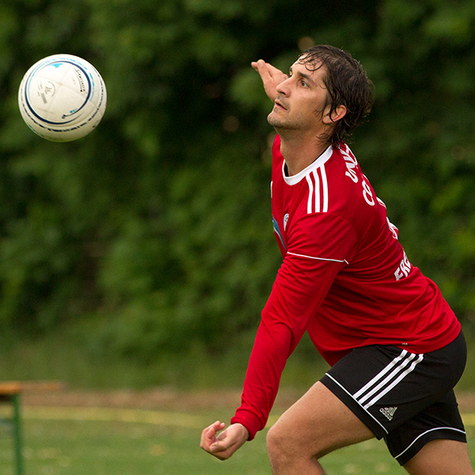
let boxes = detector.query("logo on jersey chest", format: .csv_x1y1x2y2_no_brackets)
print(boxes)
272,216,287,251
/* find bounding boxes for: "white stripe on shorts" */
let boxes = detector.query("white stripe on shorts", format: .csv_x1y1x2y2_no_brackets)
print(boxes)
324,373,389,434
395,426,466,461
353,349,424,410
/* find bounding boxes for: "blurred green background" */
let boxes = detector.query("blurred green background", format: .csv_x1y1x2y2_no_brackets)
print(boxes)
1,0,475,390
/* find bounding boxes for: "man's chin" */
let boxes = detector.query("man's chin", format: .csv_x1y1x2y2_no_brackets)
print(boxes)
267,112,283,128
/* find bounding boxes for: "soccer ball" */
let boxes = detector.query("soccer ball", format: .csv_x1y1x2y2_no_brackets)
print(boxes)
18,54,107,142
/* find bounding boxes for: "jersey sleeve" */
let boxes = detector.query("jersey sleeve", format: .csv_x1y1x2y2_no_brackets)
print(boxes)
231,212,357,438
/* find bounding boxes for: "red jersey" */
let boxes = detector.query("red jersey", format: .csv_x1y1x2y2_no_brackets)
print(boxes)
231,135,460,439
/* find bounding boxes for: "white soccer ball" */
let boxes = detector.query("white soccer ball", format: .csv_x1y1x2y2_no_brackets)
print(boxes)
18,54,107,142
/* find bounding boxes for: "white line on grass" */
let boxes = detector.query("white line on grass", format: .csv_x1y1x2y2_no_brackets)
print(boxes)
14,407,475,429
22,406,207,429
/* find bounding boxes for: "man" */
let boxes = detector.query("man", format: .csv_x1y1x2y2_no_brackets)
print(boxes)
201,45,474,474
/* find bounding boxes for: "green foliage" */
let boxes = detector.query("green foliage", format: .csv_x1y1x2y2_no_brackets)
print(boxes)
0,0,475,365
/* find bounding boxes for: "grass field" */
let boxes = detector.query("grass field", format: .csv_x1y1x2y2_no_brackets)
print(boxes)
1,333,475,474
0,402,474,475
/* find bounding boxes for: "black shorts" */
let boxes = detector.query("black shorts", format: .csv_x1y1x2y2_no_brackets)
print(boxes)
320,331,467,466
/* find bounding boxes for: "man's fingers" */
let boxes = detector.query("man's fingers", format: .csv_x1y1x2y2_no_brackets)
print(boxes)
251,59,288,102
201,422,249,461
252,60,269,81
200,421,226,450
209,434,238,460
251,59,265,71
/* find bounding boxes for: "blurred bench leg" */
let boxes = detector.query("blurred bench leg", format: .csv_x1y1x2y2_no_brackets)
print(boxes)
1,381,64,475
11,393,23,475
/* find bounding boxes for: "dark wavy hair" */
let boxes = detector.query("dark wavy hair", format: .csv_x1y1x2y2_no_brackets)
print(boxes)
298,45,374,146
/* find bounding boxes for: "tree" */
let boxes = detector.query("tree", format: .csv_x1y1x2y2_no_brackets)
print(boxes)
0,0,474,362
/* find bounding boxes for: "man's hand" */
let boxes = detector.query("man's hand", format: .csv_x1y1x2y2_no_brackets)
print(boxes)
200,421,249,460
251,59,288,102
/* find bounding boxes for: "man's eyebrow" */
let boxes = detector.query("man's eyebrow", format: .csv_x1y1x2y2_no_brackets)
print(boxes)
289,66,316,85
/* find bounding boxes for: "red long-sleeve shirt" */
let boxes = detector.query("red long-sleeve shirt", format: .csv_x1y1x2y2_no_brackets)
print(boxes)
231,135,461,439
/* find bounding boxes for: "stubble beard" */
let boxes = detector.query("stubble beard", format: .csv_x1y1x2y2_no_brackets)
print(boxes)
268,104,293,128
268,106,330,144
267,108,304,139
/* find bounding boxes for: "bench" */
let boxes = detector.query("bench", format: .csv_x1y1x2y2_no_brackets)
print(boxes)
0,381,64,475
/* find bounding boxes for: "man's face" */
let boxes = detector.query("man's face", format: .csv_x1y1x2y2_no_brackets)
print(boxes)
267,59,332,135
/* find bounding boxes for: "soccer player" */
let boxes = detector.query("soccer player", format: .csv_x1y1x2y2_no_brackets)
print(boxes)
200,45,474,474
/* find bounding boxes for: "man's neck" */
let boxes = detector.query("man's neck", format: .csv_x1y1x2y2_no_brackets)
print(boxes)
279,134,330,176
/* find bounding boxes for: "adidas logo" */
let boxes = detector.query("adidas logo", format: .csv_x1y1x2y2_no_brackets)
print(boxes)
283,213,289,231
380,407,398,421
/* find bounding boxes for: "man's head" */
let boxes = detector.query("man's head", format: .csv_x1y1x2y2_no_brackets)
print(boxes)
297,45,374,146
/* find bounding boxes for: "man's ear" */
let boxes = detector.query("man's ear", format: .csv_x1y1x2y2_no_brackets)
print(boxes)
323,105,347,125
